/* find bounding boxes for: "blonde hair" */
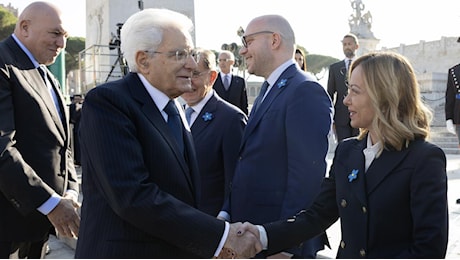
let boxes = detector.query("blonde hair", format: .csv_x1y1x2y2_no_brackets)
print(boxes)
351,52,432,154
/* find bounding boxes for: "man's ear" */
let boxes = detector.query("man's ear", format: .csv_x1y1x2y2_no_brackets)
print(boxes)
135,51,150,73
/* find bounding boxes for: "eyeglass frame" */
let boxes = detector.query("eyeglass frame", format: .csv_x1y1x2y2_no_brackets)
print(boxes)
241,31,274,48
144,49,199,63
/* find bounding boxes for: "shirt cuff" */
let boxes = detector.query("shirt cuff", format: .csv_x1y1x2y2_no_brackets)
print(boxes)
217,211,230,221
214,221,230,257
37,193,61,215
257,225,268,250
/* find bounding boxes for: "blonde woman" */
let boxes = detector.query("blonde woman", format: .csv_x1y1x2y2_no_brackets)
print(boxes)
243,52,448,258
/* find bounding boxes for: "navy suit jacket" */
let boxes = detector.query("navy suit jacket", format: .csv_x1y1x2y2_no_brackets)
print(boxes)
327,60,350,126
223,64,333,256
190,91,247,216
264,137,448,258
0,36,78,241
213,73,248,115
75,73,225,258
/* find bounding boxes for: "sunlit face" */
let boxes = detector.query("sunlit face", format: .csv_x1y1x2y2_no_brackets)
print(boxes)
239,25,273,78
143,28,197,98
22,11,68,65
181,60,212,106
295,52,304,68
343,64,375,131
342,36,358,59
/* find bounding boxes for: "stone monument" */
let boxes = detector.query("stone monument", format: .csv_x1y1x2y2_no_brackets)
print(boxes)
348,0,379,56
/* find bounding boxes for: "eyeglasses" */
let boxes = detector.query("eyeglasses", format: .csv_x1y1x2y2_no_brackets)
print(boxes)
241,31,274,48
145,49,199,63
218,59,231,62
191,70,210,78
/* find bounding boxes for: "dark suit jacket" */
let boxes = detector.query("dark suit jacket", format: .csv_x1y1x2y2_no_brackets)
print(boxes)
264,137,448,258
327,60,350,126
190,91,247,216
75,73,225,258
223,64,333,257
0,36,78,241
213,73,248,115
445,63,460,123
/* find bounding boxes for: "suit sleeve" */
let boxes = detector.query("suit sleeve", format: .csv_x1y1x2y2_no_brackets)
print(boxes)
397,145,448,258
0,66,57,215
281,81,332,219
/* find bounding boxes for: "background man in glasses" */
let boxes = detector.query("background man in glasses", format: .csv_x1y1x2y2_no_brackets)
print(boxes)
75,8,260,258
181,49,247,217
213,50,249,115
219,14,333,258
327,33,360,142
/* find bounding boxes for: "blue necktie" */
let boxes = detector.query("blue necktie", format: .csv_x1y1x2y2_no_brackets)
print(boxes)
164,100,184,154
251,81,269,115
185,107,194,126
223,74,230,90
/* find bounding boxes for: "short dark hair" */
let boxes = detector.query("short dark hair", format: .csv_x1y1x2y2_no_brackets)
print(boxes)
343,33,359,44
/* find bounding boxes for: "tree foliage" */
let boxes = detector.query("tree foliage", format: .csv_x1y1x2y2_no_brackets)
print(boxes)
0,6,16,40
65,37,86,74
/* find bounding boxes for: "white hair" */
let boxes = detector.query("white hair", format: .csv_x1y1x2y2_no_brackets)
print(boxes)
120,8,194,72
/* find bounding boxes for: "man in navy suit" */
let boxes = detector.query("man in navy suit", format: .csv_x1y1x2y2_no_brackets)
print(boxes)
0,2,80,258
181,49,247,216
213,50,249,115
75,8,260,258
327,33,360,141
219,15,333,258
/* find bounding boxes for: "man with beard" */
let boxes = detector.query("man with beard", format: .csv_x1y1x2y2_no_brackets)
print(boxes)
327,33,360,142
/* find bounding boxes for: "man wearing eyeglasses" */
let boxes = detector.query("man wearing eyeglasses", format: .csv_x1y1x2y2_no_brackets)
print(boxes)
219,14,333,258
75,9,261,258
213,50,249,115
181,49,247,217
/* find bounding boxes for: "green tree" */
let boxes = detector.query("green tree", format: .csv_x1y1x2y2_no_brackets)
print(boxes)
0,6,17,40
64,37,85,75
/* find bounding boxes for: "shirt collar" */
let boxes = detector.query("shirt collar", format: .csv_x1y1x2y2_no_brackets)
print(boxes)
12,33,40,68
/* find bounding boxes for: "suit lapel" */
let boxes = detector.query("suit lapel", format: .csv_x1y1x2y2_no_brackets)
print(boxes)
241,65,295,147
128,74,194,188
10,66,66,141
191,93,218,134
344,139,368,206
365,146,410,195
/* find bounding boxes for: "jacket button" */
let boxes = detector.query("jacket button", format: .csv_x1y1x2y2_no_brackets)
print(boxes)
340,240,346,248
340,199,347,207
362,206,367,213
360,249,366,257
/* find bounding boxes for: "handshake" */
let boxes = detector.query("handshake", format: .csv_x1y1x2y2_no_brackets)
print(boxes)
216,222,263,259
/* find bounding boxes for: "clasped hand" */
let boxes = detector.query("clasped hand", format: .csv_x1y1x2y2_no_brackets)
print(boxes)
216,222,262,258
47,193,80,238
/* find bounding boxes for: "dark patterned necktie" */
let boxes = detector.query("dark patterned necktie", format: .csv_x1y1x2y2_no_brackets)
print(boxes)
164,100,184,154
251,81,269,115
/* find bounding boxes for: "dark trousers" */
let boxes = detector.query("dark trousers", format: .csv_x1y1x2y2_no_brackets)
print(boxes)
0,234,49,259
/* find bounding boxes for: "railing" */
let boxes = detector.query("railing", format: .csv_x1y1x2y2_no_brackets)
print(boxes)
78,44,129,94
